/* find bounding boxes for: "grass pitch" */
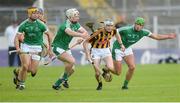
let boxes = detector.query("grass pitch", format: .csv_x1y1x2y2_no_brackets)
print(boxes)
0,64,180,102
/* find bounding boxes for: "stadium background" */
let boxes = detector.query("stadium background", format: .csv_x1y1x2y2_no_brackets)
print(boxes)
0,0,180,66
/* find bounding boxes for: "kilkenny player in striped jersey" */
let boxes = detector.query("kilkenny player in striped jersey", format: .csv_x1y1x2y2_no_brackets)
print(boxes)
83,19,125,90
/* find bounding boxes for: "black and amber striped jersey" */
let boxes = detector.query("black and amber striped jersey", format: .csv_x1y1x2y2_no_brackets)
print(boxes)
87,28,117,48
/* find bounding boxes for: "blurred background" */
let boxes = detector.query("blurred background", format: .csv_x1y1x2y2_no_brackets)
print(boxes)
0,0,180,67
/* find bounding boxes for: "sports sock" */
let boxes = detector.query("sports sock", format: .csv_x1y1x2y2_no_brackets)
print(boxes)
62,72,68,81
54,78,63,86
123,80,129,87
54,72,68,86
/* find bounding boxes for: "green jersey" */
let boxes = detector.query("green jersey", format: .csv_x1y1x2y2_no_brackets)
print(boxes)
18,19,48,45
113,25,152,49
52,20,81,50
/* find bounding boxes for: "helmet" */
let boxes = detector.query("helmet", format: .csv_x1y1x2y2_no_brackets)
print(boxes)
135,17,145,25
65,8,79,19
103,18,114,26
38,8,44,14
27,7,38,16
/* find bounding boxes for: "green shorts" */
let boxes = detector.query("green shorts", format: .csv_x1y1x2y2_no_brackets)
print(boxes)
52,46,72,57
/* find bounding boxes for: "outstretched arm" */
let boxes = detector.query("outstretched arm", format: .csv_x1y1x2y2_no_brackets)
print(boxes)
65,27,89,39
149,33,176,40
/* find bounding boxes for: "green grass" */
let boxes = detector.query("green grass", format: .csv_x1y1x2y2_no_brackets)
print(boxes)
0,64,180,102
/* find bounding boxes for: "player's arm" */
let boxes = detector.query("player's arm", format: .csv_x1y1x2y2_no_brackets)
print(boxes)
65,27,89,39
14,33,23,52
44,31,53,50
149,33,176,40
82,39,91,61
115,29,125,51
14,23,25,53
83,30,102,61
44,31,54,57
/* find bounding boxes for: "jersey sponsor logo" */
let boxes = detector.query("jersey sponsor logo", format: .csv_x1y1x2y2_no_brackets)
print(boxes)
127,34,139,39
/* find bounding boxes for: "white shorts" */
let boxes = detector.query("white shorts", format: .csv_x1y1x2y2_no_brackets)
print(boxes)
20,43,42,61
114,47,133,61
91,48,111,59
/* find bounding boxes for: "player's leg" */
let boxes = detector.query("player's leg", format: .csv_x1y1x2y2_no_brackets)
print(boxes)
14,58,32,80
103,55,116,74
61,62,74,88
122,54,135,89
90,48,103,90
52,52,75,90
16,54,31,90
112,48,124,76
27,44,43,77
92,58,102,90
29,54,41,77
113,60,123,76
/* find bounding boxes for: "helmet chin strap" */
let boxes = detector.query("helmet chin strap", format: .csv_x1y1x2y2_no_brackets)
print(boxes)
68,18,77,24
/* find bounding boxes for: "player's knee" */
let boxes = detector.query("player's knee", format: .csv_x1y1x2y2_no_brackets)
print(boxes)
22,64,29,71
95,72,101,76
114,64,122,76
69,58,75,65
116,70,122,76
128,64,135,71
31,68,37,74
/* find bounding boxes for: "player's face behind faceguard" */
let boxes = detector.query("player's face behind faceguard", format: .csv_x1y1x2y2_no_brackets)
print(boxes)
27,7,39,21
134,17,145,31
65,8,80,24
37,8,44,18
103,19,114,32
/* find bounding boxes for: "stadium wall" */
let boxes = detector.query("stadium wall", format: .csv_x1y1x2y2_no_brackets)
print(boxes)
0,48,179,67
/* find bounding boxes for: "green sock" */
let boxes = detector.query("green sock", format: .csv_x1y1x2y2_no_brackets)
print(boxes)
54,78,63,86
54,72,68,86
123,80,129,87
62,72,68,81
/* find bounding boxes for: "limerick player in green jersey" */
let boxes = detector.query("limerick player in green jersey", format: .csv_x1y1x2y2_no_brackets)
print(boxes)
14,7,54,90
111,17,176,89
52,8,89,90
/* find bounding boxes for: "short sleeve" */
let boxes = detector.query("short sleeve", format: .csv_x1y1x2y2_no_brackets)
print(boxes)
142,29,152,36
18,23,25,34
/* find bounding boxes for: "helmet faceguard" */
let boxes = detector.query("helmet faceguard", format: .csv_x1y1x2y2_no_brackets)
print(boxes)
103,19,114,26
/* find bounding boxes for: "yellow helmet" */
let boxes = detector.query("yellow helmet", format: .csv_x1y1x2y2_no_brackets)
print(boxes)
27,7,38,16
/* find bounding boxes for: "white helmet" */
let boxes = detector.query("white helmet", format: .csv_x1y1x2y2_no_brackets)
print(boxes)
103,18,114,26
65,8,79,19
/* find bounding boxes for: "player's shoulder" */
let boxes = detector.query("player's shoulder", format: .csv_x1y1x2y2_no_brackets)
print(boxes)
58,21,67,30
36,19,46,26
19,19,28,27
118,25,132,32
142,28,151,33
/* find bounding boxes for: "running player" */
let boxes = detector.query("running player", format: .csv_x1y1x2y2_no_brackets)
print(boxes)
13,7,50,80
111,17,176,89
52,8,89,90
14,7,54,90
83,19,125,90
